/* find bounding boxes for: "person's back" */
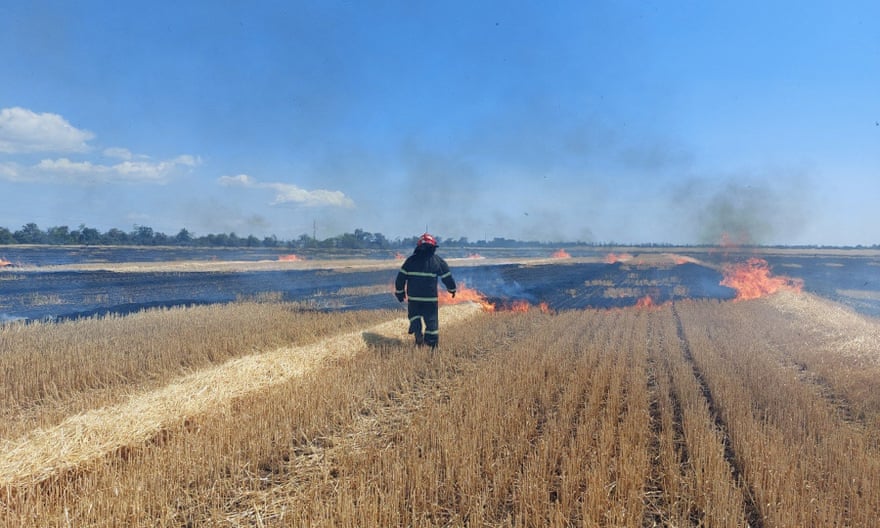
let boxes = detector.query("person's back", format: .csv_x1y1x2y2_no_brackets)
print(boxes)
394,234,456,347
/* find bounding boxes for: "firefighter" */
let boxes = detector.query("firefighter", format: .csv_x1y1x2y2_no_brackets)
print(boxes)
394,233,456,348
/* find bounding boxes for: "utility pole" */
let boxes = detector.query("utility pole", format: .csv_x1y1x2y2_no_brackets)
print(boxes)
313,219,317,242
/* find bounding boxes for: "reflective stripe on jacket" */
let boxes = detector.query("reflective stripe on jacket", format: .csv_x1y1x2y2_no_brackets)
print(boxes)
394,250,456,302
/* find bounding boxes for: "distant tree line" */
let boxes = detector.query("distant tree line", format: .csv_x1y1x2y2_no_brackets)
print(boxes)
0,223,597,250
1,223,876,249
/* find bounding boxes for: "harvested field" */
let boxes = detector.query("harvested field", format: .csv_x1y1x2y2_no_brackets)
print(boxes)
0,303,481,488
2,290,880,526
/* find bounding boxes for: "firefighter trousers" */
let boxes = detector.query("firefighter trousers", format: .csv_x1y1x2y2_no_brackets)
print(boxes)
407,300,440,347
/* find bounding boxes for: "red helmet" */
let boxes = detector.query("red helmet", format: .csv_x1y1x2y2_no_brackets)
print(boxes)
417,233,437,247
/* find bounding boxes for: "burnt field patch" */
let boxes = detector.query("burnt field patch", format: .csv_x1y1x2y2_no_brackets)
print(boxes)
455,261,735,309
1,262,736,323
2,249,879,322
0,268,398,322
763,255,880,316
695,251,880,317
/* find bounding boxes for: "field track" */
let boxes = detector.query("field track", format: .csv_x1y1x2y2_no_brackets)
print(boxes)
0,304,482,488
2,292,880,526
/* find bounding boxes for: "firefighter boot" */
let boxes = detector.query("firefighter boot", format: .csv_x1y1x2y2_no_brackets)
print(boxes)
408,316,425,346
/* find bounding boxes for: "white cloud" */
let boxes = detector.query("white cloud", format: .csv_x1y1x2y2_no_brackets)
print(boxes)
0,107,94,153
170,154,199,167
103,147,133,160
36,158,105,173
0,107,201,185
267,183,354,207
219,173,355,208
0,162,21,180
218,174,255,186
0,155,201,184
112,155,200,182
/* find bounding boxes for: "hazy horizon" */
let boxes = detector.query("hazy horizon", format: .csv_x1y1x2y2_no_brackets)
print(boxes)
2,2,878,246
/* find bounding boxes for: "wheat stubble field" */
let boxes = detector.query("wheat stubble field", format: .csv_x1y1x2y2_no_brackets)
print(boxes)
1,284,880,526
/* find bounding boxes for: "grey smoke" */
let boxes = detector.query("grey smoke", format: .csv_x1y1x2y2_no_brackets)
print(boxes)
673,174,813,245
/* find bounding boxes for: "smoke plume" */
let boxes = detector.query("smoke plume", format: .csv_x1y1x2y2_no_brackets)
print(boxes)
673,174,813,245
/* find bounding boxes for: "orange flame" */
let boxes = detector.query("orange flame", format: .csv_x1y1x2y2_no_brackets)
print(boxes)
439,283,495,312
551,249,571,259
278,254,304,262
0,257,11,267
720,258,803,300
635,295,654,308
604,252,634,264
497,299,555,313
466,253,484,259
437,283,555,314
508,300,530,312
394,252,405,260
670,254,696,265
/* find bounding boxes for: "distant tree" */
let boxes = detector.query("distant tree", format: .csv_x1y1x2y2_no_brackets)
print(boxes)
489,237,517,247
353,228,371,248
0,227,15,244
296,233,316,248
372,232,390,249
46,225,72,245
205,233,229,246
263,235,279,247
334,231,361,249
77,225,102,245
131,225,155,245
14,223,46,244
174,228,193,246
245,235,260,247
321,235,337,248
153,231,169,245
399,235,419,248
103,228,129,245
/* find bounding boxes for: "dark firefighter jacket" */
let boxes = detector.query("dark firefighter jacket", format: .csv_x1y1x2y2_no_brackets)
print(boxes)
395,249,456,302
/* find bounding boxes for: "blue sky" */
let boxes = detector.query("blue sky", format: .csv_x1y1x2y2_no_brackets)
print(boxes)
1,1,878,245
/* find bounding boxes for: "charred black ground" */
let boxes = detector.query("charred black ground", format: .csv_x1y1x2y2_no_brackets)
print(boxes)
1,248,878,322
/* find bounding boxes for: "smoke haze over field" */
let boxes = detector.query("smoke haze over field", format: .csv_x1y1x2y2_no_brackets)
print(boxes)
1,2,878,245
673,174,814,245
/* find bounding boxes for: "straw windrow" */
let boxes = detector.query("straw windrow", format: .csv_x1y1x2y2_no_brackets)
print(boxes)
0,303,483,488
